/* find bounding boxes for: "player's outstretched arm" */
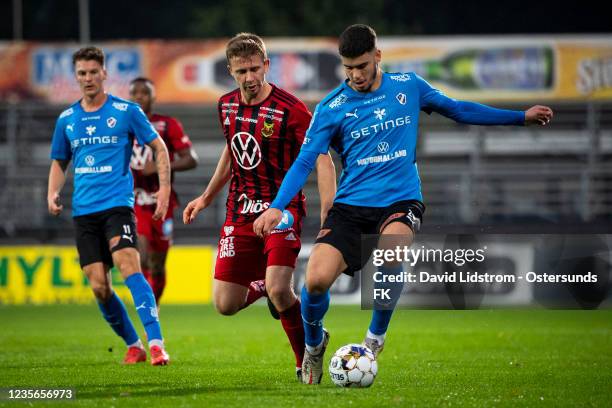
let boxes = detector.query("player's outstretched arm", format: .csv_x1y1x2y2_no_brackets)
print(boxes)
148,137,171,221
316,152,336,227
183,145,231,224
524,105,553,126
417,75,553,126
47,159,69,216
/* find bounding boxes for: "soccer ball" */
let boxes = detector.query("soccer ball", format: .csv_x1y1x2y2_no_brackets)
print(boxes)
329,344,378,387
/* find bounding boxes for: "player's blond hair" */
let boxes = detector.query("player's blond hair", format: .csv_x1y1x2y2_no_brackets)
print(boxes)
225,32,267,62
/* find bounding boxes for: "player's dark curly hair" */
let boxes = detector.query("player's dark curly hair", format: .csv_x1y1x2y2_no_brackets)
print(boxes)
130,77,154,86
226,32,267,63
72,46,105,67
129,77,155,95
338,24,377,58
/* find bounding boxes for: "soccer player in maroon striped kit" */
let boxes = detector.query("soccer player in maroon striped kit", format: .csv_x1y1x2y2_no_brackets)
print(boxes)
129,77,198,306
183,33,336,379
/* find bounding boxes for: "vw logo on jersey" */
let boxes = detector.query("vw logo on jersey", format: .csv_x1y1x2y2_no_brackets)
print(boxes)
130,144,153,170
107,117,117,128
85,155,95,166
377,142,390,153
231,132,262,170
396,93,407,105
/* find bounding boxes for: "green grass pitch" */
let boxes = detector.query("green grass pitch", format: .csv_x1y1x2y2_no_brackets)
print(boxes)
1,305,611,407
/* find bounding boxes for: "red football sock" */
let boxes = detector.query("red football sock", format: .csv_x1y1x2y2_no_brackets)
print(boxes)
240,280,267,310
151,273,166,304
279,299,305,368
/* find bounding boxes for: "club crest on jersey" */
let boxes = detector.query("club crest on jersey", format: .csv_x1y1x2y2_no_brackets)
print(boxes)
224,226,234,236
231,132,262,170
396,93,407,105
106,117,117,128
261,120,274,138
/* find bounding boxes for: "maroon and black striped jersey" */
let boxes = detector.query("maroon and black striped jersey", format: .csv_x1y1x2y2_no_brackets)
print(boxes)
218,84,312,224
130,113,192,211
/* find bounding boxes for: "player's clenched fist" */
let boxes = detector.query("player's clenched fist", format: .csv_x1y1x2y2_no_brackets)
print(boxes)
183,195,209,224
253,208,283,237
47,192,63,216
525,105,553,126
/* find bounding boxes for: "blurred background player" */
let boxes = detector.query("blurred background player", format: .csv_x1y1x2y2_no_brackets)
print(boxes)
254,24,554,384
47,47,171,365
183,32,336,379
129,77,198,306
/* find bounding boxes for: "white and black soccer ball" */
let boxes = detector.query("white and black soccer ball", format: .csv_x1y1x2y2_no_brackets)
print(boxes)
328,344,378,387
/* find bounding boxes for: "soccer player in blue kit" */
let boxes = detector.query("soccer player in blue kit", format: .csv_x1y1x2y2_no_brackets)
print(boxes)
47,47,171,365
254,24,554,384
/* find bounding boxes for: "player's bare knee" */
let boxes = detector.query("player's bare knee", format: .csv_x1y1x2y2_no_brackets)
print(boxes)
213,294,240,316
305,275,330,295
267,285,295,310
214,300,239,316
112,249,141,277
114,258,133,276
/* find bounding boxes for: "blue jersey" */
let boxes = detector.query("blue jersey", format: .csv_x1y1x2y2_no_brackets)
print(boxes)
297,72,524,207
50,94,159,216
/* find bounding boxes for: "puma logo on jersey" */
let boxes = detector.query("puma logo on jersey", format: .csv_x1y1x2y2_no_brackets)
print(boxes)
136,301,147,310
345,109,359,119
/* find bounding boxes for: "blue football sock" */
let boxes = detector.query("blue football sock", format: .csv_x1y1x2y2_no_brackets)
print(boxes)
369,264,404,336
97,291,139,346
125,273,162,342
301,286,330,347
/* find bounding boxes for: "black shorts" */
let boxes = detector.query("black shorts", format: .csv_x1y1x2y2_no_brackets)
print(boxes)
73,206,138,268
315,200,425,276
